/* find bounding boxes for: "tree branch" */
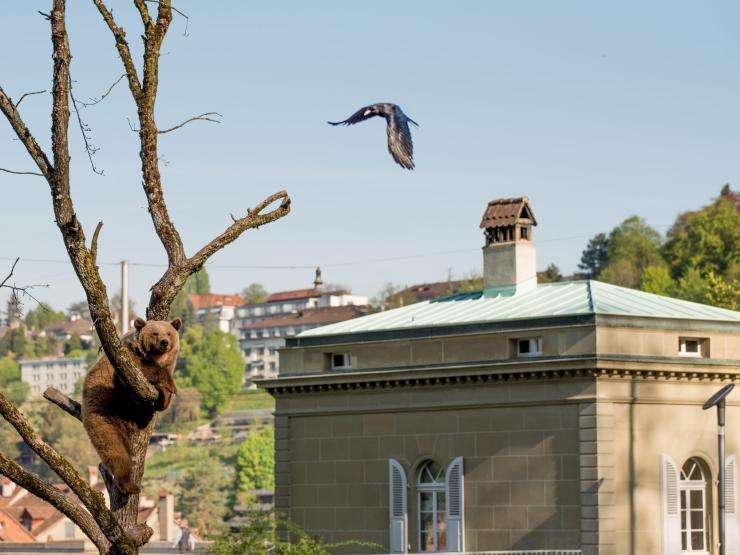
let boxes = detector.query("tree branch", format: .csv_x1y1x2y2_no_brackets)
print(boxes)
158,111,222,134
90,221,103,266
0,453,109,553
14,89,47,108
90,0,143,103
189,190,291,268
0,391,135,553
0,167,44,176
44,386,82,420
45,0,158,407
78,74,125,108
0,87,54,180
69,74,104,175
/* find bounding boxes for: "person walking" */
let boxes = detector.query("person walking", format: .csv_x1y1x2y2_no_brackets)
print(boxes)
172,520,195,553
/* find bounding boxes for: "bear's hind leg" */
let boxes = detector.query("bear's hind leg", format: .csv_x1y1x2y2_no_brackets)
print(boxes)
83,413,140,494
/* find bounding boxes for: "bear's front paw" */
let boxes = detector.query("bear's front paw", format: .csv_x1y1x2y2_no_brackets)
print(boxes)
154,388,174,411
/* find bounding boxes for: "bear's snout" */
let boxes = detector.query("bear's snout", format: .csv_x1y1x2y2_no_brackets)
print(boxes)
158,338,170,351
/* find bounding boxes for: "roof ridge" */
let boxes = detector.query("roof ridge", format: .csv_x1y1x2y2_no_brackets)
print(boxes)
586,280,595,312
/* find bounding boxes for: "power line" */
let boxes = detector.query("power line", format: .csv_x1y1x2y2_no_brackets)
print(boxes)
0,223,675,272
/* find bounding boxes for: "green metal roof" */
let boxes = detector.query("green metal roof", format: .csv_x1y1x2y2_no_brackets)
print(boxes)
298,280,740,338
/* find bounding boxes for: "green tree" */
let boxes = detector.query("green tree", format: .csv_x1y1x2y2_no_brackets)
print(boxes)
537,263,562,284
640,265,676,297
0,420,20,461
168,292,197,331
157,387,202,428
0,358,28,405
25,400,98,477
599,216,664,288
178,326,244,416
663,196,740,280
0,356,20,385
458,271,483,292
177,459,229,537
242,283,268,304
376,282,416,309
674,267,710,304
32,335,60,358
235,427,275,493
705,271,740,311
64,332,83,355
578,233,610,279
0,325,29,359
24,303,66,331
185,268,211,295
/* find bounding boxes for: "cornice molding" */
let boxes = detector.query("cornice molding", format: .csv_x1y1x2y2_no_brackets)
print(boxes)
260,355,740,395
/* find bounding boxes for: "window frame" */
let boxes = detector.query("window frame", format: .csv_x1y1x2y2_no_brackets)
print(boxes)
330,352,352,370
679,457,711,554
678,337,704,358
515,336,542,357
416,461,446,553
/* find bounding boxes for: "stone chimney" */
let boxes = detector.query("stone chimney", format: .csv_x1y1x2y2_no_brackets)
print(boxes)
158,491,176,541
1,477,16,497
479,197,538,296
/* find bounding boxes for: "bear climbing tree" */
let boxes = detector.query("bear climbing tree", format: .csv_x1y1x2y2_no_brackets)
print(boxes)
0,2,291,554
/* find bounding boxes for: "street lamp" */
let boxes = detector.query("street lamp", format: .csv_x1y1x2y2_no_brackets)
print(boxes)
703,383,735,555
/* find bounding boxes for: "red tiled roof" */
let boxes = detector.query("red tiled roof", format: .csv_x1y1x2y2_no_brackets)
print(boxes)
479,196,537,228
263,288,322,303
0,508,36,542
245,306,366,330
187,294,245,310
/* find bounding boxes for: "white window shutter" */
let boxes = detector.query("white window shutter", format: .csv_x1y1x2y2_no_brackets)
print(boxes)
661,454,681,555
445,456,465,553
726,455,739,555
388,459,408,554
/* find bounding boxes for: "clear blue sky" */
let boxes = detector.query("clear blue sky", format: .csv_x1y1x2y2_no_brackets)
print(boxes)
1,1,737,313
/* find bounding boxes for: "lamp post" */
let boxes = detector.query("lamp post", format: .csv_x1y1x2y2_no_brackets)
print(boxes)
703,383,735,555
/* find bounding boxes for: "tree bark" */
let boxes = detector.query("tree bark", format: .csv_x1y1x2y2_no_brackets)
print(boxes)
0,1,291,553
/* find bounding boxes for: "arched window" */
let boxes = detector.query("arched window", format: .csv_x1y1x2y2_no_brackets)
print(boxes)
679,458,710,553
417,461,446,552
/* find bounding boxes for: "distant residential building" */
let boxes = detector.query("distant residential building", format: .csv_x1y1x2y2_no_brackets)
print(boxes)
233,270,368,381
187,293,245,333
19,356,87,397
0,474,179,543
240,305,367,381
40,316,94,346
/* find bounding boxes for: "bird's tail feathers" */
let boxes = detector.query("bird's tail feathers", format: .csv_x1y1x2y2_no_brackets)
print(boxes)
408,118,420,128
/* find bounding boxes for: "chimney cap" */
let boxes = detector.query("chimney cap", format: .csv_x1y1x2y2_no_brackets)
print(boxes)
479,197,537,229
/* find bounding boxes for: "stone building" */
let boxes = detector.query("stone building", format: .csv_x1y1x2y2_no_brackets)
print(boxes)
262,197,740,555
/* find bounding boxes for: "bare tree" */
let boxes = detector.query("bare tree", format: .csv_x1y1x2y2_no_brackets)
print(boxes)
0,2,291,554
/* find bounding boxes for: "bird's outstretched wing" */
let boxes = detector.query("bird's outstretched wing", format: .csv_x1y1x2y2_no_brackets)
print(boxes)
327,104,383,126
387,116,415,170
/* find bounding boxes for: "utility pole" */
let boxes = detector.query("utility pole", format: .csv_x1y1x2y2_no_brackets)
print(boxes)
121,260,129,334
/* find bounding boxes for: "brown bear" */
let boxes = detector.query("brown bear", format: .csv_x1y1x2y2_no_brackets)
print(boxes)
81,317,181,494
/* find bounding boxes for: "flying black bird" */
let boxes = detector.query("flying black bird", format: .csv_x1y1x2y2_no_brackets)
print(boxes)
328,103,418,170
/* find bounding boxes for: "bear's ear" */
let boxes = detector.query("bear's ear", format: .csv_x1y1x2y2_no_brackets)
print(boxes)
134,317,146,331
170,318,182,331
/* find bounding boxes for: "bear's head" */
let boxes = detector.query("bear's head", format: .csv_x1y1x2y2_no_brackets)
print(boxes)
132,317,181,360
